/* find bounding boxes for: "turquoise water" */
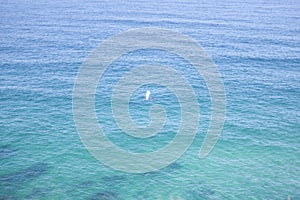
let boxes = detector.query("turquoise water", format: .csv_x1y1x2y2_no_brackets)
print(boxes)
1,0,299,199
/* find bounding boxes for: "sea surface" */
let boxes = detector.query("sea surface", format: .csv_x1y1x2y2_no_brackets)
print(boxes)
1,0,299,199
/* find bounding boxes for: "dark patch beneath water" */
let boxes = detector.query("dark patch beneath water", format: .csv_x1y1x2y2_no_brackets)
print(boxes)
0,145,16,159
75,180,95,188
0,162,48,185
167,162,182,170
0,162,49,199
102,175,126,183
186,181,215,199
102,175,126,187
188,188,215,198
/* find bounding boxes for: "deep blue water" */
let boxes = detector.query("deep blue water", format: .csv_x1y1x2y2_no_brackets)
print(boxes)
1,0,299,199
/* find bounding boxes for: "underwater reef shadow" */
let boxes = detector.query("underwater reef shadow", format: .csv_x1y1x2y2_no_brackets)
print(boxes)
0,162,49,199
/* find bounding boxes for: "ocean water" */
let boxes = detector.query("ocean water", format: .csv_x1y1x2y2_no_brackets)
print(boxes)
1,0,299,199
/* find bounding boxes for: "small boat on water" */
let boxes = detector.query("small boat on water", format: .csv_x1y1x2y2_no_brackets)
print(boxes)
145,90,151,100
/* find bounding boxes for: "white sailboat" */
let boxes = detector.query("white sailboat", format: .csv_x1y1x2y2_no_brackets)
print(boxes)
145,90,151,100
